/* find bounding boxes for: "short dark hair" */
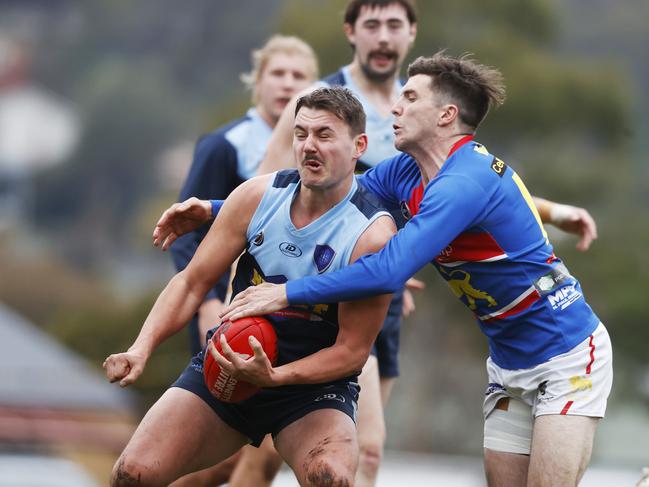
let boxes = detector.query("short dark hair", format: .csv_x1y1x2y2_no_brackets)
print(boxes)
344,0,417,26
407,51,506,130
295,86,366,136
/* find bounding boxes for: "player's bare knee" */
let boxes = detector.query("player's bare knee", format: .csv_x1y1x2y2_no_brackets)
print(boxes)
302,435,356,487
110,456,158,487
304,459,353,487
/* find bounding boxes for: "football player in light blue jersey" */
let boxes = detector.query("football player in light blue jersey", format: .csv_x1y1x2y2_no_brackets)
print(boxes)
259,3,418,484
168,35,317,486
105,87,396,487
221,52,613,487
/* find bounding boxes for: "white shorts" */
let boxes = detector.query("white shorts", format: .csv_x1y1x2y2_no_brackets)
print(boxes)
483,322,613,454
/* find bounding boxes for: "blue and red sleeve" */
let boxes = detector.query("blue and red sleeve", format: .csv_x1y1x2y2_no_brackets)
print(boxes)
287,174,488,304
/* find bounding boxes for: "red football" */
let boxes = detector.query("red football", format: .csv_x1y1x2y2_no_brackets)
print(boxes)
203,316,278,403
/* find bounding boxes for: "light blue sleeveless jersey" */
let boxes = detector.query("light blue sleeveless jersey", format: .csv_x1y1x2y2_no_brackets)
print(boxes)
231,169,391,367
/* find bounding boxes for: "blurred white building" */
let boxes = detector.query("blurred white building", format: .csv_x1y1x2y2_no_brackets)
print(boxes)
0,303,136,485
0,36,80,230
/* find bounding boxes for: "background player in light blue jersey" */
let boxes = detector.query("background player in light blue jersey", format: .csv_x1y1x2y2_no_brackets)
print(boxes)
220,52,613,487
104,87,396,487
167,35,317,486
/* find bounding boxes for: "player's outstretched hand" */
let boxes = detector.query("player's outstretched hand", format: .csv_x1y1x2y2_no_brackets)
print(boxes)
152,197,213,251
550,203,598,252
103,350,148,387
220,283,289,323
209,334,276,387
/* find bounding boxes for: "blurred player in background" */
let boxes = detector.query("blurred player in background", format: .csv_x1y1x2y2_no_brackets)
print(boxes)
220,52,613,487
169,35,317,486
105,87,396,487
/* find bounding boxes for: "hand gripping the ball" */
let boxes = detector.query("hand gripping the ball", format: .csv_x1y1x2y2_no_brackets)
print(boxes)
103,349,148,387
208,334,277,388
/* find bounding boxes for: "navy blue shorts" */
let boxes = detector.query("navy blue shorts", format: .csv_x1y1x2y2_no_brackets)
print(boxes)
172,350,360,447
371,289,403,378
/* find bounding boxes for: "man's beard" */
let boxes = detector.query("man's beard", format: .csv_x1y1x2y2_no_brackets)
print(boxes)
360,51,399,82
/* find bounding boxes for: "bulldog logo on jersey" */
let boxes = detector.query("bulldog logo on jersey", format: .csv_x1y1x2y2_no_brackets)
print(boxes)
440,268,497,310
313,244,336,273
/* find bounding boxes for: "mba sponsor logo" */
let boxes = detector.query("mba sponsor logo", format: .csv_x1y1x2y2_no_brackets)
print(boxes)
279,242,302,258
547,284,582,310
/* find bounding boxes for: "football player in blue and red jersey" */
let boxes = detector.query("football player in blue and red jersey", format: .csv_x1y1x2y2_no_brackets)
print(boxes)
220,52,612,487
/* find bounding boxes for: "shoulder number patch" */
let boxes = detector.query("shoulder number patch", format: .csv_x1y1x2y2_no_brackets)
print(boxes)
490,157,507,177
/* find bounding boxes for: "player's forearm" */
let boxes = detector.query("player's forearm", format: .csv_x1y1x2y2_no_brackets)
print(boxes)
532,196,553,224
272,343,369,386
129,272,209,357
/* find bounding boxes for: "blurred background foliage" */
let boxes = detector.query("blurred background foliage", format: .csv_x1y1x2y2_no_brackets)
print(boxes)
0,0,647,462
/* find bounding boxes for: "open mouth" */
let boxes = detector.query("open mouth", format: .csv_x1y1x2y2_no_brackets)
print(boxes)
370,51,396,65
303,158,322,170
276,97,291,107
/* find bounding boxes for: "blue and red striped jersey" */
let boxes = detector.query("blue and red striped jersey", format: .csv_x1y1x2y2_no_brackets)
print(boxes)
287,137,600,369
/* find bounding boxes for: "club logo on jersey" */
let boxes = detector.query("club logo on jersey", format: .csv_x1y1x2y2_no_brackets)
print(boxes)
313,244,336,273
400,200,412,221
252,231,264,246
547,284,582,311
279,241,302,258
440,268,497,310
490,157,507,177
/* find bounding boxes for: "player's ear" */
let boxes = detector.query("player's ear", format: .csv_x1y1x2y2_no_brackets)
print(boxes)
408,22,417,47
438,104,459,127
343,22,355,47
354,133,368,158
